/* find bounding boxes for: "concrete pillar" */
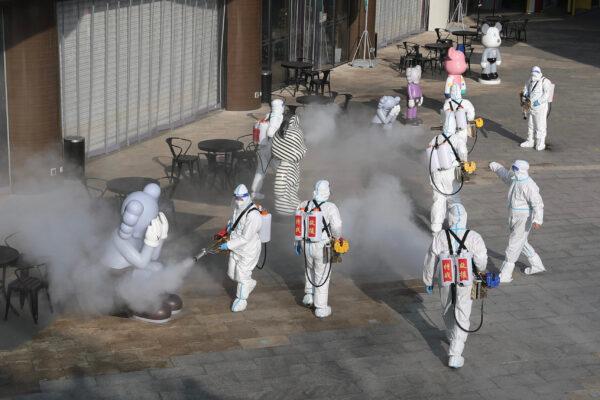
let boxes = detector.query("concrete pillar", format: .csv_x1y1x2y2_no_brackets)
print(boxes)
3,0,62,188
225,0,261,111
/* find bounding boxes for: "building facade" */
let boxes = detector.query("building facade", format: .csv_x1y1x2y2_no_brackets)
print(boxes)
0,0,426,191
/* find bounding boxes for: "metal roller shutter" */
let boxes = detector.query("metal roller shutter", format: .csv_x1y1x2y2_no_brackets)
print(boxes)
57,0,223,156
375,0,425,48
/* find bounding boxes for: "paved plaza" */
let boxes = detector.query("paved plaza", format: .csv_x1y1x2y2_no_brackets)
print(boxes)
1,10,600,400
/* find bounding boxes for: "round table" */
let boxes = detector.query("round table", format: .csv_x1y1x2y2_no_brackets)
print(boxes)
296,95,335,105
424,42,453,70
198,139,244,190
484,15,504,23
452,30,478,47
198,139,243,154
281,61,313,96
106,177,159,197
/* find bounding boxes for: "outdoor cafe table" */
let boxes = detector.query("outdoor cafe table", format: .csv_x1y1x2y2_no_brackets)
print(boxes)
0,245,21,315
424,42,452,71
452,30,478,47
197,139,244,188
281,61,313,96
296,94,335,105
106,176,159,198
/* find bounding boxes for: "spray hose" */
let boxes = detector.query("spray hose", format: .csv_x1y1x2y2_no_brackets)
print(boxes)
427,143,464,197
451,283,485,333
302,218,333,288
256,243,267,270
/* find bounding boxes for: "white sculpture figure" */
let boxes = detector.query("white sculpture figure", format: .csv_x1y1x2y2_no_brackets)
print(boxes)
102,183,182,323
443,84,475,141
406,66,424,125
371,96,401,129
520,66,554,151
250,99,284,199
479,23,502,85
272,111,307,215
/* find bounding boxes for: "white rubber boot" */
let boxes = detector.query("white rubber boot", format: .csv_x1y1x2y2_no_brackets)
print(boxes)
520,139,534,148
499,261,515,283
315,306,332,318
536,138,546,151
448,355,464,368
302,293,314,307
231,280,257,312
525,254,546,275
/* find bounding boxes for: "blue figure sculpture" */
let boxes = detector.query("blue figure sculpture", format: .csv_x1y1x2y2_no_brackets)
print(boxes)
101,183,182,323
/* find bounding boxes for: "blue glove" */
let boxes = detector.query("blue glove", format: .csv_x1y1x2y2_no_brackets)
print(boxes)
425,285,434,295
533,100,540,107
294,241,302,256
219,242,229,251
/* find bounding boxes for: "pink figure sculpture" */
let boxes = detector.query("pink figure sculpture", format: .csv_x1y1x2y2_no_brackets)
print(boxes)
444,48,468,98
405,65,423,125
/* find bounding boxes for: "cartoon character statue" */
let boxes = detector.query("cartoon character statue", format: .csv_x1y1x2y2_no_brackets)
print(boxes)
405,66,424,125
444,48,468,98
371,96,401,129
479,23,502,85
101,183,182,323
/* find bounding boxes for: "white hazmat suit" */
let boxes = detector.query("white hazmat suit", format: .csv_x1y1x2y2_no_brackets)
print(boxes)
423,204,487,368
489,160,545,283
521,66,552,151
443,84,475,142
251,99,284,199
225,184,263,312
428,122,468,234
296,180,342,318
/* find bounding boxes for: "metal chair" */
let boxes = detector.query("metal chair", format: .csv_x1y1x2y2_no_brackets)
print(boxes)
309,69,332,95
232,135,258,184
166,137,201,181
157,176,179,228
435,28,453,45
3,234,52,324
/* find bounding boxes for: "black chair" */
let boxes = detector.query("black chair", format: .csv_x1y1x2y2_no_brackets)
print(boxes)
166,137,201,181
5,263,52,324
83,177,107,198
399,42,419,72
464,45,475,75
232,135,258,184
435,28,453,45
157,176,179,228
309,69,332,95
510,19,528,41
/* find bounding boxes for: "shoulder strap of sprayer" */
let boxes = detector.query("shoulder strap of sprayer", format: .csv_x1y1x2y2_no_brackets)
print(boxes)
305,200,332,237
440,133,461,163
450,99,462,111
231,203,258,232
445,229,470,255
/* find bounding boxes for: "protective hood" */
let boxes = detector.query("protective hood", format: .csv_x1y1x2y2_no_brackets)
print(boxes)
233,184,252,209
512,159,530,181
313,180,330,203
448,203,467,232
531,66,542,82
450,83,462,102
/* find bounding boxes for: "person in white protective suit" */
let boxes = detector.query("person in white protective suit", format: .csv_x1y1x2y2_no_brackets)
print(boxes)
250,99,284,200
443,84,475,142
371,96,401,129
219,184,263,312
520,66,552,151
489,160,545,283
295,180,342,319
427,119,469,234
423,204,487,368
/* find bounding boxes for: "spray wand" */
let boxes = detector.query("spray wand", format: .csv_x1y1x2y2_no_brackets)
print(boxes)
193,232,228,262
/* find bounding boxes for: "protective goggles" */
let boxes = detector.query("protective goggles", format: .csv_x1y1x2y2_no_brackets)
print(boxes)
233,193,249,201
511,165,519,172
